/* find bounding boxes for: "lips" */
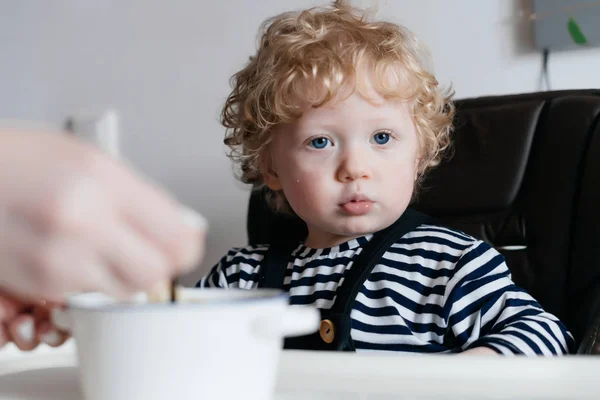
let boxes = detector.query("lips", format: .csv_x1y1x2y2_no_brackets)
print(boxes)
339,195,374,216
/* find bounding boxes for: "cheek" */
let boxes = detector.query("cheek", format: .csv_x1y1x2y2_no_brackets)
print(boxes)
280,165,329,211
382,152,418,196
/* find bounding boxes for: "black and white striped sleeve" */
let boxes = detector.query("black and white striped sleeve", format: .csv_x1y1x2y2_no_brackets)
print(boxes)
196,245,269,289
196,255,229,288
444,241,575,355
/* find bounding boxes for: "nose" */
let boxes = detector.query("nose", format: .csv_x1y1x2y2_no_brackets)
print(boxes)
336,146,370,183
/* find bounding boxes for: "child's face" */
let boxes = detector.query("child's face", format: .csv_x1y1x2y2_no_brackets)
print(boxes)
265,90,420,249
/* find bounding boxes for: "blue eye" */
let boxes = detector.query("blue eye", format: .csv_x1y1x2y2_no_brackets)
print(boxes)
373,132,390,145
310,137,330,149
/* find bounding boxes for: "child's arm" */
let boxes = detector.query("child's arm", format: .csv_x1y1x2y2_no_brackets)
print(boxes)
196,245,270,289
444,241,575,355
196,257,230,288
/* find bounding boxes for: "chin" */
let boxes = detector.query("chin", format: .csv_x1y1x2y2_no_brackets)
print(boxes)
335,219,387,237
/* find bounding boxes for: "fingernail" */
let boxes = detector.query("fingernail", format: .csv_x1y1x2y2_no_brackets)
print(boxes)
16,319,35,343
41,330,62,346
180,206,208,231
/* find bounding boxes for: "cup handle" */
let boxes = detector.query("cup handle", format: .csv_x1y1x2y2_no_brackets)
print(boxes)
254,306,320,339
281,306,320,337
50,307,73,332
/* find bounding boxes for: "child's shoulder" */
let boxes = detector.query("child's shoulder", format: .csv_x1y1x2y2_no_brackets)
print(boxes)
403,223,481,248
389,222,499,264
218,243,272,267
379,222,505,285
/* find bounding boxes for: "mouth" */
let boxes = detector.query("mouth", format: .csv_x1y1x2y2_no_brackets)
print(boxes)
339,195,375,216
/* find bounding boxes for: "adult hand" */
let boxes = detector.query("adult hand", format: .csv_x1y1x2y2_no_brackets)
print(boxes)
0,291,68,350
0,128,207,303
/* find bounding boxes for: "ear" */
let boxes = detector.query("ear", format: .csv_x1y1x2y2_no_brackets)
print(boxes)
259,150,283,191
264,169,282,191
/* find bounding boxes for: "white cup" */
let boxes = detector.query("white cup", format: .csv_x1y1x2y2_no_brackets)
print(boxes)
51,288,319,400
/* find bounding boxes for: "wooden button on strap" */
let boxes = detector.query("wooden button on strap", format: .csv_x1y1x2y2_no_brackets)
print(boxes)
319,319,335,344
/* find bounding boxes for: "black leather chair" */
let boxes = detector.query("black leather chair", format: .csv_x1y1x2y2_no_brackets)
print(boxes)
246,89,600,354
568,96,600,354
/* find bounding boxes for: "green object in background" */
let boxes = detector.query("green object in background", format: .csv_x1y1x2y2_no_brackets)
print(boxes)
567,17,588,45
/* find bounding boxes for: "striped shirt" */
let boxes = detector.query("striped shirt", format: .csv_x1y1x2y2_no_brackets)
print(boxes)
197,224,574,355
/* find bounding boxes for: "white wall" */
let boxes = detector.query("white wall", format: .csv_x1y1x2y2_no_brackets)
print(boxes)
2,0,600,285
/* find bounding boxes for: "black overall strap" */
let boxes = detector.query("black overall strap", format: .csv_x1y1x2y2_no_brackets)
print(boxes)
258,208,434,351
258,241,299,289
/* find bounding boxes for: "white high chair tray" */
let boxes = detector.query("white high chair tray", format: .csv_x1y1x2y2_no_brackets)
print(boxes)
0,341,599,399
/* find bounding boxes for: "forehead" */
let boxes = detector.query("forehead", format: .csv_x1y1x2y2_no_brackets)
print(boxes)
295,91,413,126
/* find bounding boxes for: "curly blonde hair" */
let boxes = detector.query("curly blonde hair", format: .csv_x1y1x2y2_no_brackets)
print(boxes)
222,0,454,212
